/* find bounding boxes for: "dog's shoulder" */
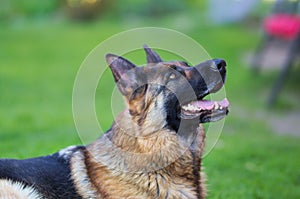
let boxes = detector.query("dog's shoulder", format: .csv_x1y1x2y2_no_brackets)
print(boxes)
0,145,86,199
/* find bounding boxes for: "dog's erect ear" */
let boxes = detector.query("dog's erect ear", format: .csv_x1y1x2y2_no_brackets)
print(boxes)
106,53,137,95
106,53,136,82
143,44,163,64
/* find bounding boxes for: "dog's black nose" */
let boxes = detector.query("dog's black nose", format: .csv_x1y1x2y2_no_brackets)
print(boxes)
213,59,226,70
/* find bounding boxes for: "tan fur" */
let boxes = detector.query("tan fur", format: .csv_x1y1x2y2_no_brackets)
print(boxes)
1,47,225,199
69,54,211,198
70,150,98,199
0,180,42,199
71,109,207,199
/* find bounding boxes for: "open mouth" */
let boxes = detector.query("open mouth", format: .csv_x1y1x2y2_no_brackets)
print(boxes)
180,98,230,122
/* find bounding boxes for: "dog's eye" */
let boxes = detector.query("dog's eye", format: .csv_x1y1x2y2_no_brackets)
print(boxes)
182,61,190,67
169,73,176,79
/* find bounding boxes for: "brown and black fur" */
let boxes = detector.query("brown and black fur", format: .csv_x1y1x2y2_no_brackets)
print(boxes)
0,45,228,199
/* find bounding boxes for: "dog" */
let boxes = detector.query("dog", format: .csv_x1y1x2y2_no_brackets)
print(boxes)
0,45,229,199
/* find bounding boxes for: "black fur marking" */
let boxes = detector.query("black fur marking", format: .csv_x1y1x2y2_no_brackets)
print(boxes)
164,90,181,132
0,146,85,199
155,172,160,197
191,149,201,199
143,44,163,64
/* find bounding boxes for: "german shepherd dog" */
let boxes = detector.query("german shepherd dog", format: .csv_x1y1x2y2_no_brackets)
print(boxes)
0,45,229,199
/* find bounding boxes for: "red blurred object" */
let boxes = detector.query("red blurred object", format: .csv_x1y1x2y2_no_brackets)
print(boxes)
264,14,300,40
252,0,300,106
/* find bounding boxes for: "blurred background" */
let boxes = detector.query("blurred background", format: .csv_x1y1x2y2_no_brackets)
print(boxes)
0,0,300,198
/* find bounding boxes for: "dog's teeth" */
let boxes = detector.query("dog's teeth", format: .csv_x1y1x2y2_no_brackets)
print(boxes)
187,104,194,111
185,105,190,110
214,102,219,110
220,106,223,110
182,105,190,111
191,104,201,111
194,107,201,111
182,104,201,112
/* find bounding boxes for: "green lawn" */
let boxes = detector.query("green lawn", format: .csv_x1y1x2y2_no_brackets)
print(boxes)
0,17,300,198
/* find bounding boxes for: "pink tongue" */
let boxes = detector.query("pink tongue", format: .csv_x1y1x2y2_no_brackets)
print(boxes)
219,98,230,107
192,100,214,110
189,98,230,110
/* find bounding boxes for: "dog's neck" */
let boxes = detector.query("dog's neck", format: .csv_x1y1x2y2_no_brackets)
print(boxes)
112,109,167,138
88,110,187,171
85,110,206,198
87,109,206,169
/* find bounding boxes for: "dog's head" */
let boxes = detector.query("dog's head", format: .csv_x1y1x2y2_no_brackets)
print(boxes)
106,45,229,132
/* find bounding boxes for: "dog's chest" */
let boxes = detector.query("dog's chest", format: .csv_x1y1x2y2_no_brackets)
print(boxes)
86,154,201,199
96,172,200,199
147,173,200,199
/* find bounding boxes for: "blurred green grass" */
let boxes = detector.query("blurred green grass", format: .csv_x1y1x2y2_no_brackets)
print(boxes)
1,18,300,198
